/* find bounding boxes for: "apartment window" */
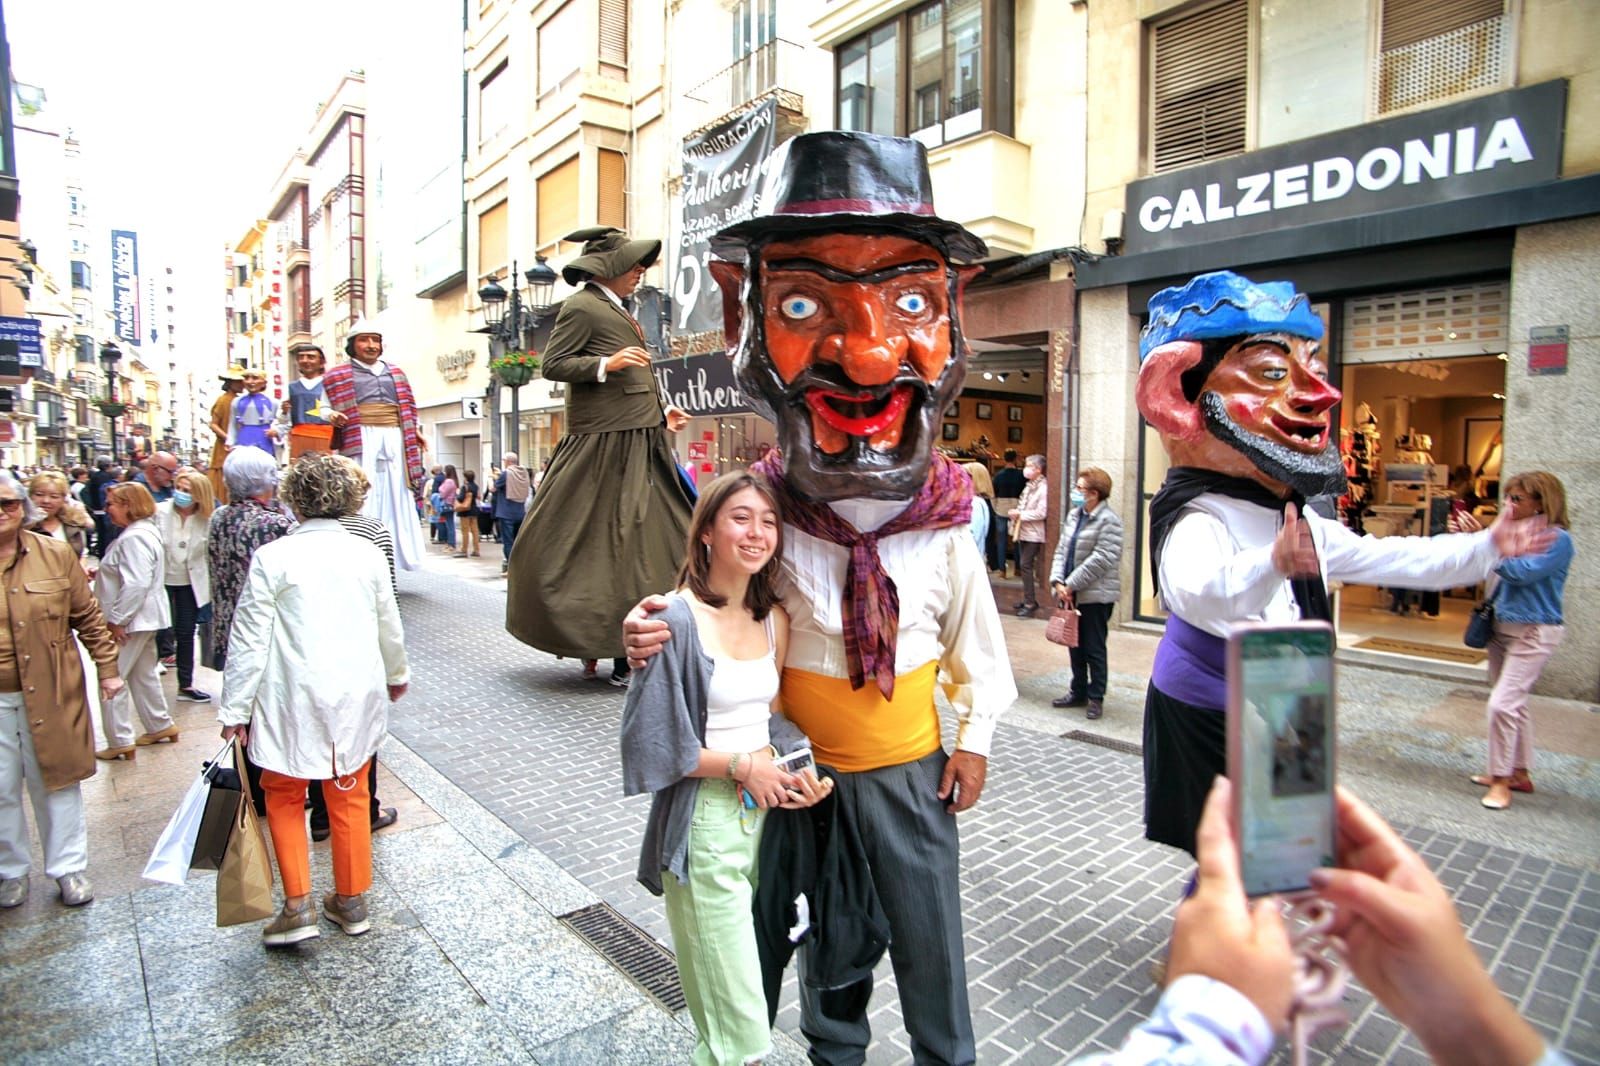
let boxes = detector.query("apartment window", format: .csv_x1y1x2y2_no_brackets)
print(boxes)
598,150,626,230
1375,0,1509,115
479,61,510,147
836,0,1011,147
75,335,96,364
599,0,628,68
479,199,509,277
731,0,779,105
538,3,580,95
537,156,580,249
68,192,82,216
70,260,92,289
1149,0,1249,174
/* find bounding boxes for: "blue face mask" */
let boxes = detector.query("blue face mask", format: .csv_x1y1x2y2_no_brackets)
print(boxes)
173,491,194,509
1070,490,1086,509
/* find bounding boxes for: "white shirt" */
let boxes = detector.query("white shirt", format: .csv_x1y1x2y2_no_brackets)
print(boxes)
157,501,211,604
1159,494,1500,637
217,520,409,778
776,496,1016,757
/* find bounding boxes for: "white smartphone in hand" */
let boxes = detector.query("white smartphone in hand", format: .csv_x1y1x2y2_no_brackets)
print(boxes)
1226,621,1337,897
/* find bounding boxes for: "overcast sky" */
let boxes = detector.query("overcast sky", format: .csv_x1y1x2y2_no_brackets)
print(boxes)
7,0,373,362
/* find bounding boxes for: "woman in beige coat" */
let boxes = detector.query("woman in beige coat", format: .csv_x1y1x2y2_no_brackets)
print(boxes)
0,472,123,909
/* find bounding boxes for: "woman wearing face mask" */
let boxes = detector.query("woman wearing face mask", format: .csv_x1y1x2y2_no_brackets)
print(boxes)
1009,454,1049,617
26,472,95,561
1049,468,1124,721
156,471,216,704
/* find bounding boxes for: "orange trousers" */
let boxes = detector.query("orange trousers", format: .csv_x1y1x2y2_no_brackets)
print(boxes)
261,760,373,898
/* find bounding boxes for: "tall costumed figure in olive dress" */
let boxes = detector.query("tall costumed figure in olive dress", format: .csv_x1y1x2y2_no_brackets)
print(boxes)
505,228,693,679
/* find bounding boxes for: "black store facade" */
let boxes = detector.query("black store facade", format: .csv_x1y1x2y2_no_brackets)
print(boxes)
1076,80,1600,688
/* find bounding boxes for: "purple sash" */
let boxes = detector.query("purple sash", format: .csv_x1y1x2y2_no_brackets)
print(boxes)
1150,614,1227,712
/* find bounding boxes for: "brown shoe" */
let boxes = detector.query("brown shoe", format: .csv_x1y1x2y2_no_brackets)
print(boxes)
1086,700,1104,720
95,746,136,761
262,898,320,947
1470,772,1532,793
322,892,370,936
135,726,180,746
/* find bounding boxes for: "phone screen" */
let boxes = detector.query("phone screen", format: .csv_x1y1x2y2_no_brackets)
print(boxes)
1230,624,1336,896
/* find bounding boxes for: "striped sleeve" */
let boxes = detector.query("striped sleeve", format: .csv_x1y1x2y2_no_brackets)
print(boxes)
338,515,398,597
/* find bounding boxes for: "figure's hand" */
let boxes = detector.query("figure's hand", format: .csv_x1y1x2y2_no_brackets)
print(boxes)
623,594,674,669
1309,788,1543,1065
938,750,988,813
1448,510,1484,533
99,676,125,703
388,683,409,702
778,768,835,810
604,346,652,373
1489,509,1555,559
739,748,798,809
665,405,690,433
108,622,129,644
221,723,250,747
267,428,281,441
1168,777,1294,1032
327,410,348,427
1272,501,1320,578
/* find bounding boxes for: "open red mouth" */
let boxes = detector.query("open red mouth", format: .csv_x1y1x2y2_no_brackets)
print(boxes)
1269,414,1330,451
804,386,912,438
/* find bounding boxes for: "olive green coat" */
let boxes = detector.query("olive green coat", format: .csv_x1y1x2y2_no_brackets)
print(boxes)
540,287,666,433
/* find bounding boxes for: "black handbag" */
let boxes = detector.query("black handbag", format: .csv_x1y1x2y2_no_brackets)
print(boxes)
1463,590,1498,649
191,749,244,872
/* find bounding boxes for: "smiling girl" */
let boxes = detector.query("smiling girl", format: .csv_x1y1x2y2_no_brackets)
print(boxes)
621,471,829,1066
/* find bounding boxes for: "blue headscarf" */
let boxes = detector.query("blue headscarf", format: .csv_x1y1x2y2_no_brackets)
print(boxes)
1140,271,1324,360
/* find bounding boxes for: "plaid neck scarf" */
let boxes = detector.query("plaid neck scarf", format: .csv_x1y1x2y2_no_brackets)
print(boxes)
754,452,973,699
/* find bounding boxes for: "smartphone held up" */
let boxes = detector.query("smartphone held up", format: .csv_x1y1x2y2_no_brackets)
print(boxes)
1226,621,1337,897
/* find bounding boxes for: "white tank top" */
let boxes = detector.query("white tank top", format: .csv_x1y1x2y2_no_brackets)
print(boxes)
703,611,779,754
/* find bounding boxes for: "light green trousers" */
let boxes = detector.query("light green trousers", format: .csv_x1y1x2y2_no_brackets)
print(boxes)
662,777,771,1066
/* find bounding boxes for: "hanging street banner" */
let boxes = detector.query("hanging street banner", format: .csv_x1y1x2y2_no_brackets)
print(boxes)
111,229,141,344
673,97,778,337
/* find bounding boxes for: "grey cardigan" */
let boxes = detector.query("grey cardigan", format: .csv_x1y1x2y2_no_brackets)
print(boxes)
1049,505,1124,605
619,595,807,896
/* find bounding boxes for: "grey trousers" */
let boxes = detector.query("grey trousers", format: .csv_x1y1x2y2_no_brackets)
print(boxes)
798,750,974,1066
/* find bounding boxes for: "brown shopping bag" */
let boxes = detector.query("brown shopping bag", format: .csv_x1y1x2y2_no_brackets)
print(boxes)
216,737,275,926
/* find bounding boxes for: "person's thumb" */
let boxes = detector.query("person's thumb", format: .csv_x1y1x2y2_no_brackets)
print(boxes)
1310,867,1412,941
1250,896,1291,951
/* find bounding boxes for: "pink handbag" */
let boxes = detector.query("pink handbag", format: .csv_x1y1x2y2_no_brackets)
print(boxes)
1045,608,1080,648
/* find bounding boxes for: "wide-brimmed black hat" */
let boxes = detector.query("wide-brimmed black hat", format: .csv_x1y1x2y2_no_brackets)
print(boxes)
711,131,987,264
560,226,662,286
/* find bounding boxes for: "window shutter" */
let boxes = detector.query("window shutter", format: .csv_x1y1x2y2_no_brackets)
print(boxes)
478,200,509,277
599,0,628,67
537,157,580,248
1150,0,1248,174
598,150,626,230
1375,0,1507,115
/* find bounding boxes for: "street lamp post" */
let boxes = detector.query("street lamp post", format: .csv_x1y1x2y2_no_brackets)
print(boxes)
476,254,559,461
96,340,127,463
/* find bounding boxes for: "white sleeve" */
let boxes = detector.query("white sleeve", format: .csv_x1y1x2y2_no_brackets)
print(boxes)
1316,515,1499,589
941,532,1017,756
1067,975,1274,1066
1159,511,1282,631
373,552,410,685
217,557,276,727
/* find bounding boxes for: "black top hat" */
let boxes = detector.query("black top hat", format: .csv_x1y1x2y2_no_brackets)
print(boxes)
711,131,987,264
560,226,662,286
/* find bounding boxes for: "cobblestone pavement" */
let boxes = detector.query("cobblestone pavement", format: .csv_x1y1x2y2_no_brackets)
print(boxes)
390,555,1600,1065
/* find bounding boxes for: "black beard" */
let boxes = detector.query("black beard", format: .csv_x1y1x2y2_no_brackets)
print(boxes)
1199,391,1347,498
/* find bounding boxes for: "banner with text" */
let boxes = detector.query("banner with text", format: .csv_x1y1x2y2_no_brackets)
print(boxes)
674,98,777,336
111,229,141,344
653,350,749,417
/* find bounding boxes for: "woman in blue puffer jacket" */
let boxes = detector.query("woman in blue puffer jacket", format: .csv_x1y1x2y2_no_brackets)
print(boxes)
1472,471,1573,811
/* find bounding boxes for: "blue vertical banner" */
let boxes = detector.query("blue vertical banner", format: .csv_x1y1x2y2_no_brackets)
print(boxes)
111,229,141,344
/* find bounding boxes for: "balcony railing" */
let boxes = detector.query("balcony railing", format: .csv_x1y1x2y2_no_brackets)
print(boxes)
682,38,806,133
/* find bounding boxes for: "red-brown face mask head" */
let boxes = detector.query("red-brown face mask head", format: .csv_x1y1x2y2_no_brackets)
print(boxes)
713,231,978,501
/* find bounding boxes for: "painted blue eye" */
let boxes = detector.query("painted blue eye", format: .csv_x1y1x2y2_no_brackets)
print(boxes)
780,295,818,320
895,291,928,314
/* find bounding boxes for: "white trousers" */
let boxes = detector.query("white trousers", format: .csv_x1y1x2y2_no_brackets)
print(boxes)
101,630,174,747
0,692,88,879
359,424,425,571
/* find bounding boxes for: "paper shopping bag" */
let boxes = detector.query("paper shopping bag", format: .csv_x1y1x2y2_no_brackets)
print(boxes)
198,620,220,671
142,737,233,885
216,739,275,926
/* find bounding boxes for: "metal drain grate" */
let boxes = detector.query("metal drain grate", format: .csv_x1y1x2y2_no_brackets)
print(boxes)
1061,730,1143,757
559,902,686,1013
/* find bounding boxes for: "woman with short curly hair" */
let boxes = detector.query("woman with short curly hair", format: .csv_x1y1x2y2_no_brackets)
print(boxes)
219,453,409,947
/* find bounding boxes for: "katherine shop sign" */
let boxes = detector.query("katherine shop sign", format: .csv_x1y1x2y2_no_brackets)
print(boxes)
653,351,748,417
1124,81,1567,255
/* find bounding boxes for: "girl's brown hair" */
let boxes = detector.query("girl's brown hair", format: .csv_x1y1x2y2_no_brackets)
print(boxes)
107,482,157,521
1503,471,1569,529
675,471,783,621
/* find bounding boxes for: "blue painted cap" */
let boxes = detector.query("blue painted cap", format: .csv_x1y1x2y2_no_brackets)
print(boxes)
1140,271,1324,360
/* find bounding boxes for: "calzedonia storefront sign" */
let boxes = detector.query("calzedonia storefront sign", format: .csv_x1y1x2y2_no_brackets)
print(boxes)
1124,81,1567,255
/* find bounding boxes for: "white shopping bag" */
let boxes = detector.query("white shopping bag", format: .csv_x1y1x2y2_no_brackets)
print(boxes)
142,738,233,885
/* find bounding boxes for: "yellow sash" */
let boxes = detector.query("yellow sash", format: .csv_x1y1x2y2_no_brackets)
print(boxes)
356,402,401,427
780,661,940,772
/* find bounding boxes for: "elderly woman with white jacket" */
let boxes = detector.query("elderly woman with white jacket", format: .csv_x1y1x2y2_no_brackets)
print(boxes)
94,483,178,759
219,453,409,948
157,470,214,704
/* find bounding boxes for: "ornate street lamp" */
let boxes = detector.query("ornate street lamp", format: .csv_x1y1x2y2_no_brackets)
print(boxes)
476,253,559,461
97,340,127,462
